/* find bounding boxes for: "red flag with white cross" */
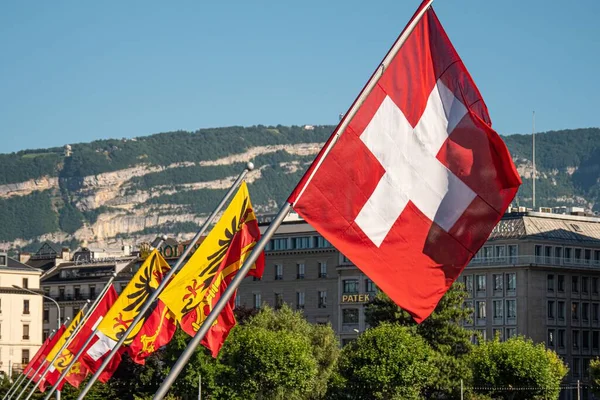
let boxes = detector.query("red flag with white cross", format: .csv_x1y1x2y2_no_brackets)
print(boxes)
288,0,521,322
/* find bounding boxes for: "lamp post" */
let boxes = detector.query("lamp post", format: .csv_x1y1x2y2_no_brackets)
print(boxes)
12,285,62,400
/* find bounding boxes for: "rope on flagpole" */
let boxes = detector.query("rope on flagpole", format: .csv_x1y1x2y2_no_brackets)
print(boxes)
75,164,254,400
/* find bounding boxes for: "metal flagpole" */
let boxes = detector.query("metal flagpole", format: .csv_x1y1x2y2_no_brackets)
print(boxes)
75,164,253,400
13,322,70,400
23,272,117,400
152,2,435,398
41,274,118,400
4,328,56,400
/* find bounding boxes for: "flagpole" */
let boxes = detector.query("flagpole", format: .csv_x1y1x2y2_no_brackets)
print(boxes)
4,328,56,400
13,322,70,400
152,2,435,398
75,164,254,400
41,275,118,400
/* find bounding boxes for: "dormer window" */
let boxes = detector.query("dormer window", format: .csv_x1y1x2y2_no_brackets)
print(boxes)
0,253,6,267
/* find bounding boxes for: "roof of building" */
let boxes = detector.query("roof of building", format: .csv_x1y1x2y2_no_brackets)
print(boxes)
2,257,42,273
489,211,600,243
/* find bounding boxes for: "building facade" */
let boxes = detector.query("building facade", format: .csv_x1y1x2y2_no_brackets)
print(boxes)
0,253,43,377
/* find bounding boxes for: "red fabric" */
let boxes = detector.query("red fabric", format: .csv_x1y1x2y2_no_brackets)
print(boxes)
128,300,177,365
67,286,122,383
289,2,521,322
23,336,51,378
28,326,66,391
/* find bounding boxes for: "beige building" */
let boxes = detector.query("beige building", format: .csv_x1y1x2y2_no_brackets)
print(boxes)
0,253,43,377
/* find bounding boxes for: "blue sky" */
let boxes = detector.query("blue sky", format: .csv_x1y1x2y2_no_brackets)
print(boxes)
1,0,598,154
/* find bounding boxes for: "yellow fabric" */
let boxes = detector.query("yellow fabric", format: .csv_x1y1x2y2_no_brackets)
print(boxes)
97,249,171,343
46,310,84,362
159,181,258,323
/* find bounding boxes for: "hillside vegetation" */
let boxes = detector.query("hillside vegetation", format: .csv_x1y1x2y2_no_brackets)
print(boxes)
0,125,598,248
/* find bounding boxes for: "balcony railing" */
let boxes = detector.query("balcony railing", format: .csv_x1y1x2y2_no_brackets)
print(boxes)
51,294,98,302
469,255,600,269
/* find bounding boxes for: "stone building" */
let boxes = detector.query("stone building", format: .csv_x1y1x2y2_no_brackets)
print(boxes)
0,253,43,377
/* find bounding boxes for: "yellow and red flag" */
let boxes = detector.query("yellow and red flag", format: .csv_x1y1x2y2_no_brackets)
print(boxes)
159,182,264,355
83,251,173,377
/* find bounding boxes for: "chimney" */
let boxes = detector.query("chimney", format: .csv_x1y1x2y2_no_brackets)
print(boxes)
19,252,31,264
61,247,71,261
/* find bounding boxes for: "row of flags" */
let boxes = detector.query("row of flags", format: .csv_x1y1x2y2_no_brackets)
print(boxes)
19,182,265,393
15,0,522,397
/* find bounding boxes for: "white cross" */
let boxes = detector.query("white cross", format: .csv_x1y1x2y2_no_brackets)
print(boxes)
355,80,476,247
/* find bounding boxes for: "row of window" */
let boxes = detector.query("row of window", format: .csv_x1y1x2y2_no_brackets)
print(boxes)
472,244,518,263
43,306,80,323
266,236,332,251
471,327,517,343
548,300,600,324
463,273,517,295
547,274,600,295
247,291,328,310
0,323,30,341
343,279,376,294
536,245,600,266
547,329,600,353
273,262,328,280
465,299,517,322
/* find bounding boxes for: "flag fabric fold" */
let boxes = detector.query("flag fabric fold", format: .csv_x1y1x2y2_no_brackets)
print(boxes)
288,0,521,323
160,181,264,356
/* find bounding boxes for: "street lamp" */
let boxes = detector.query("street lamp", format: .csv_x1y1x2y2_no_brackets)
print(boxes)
12,285,61,331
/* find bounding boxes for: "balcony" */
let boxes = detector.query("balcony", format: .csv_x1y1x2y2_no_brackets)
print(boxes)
469,255,600,270
51,294,97,302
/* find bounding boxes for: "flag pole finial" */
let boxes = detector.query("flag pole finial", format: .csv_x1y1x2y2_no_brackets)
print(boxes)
246,161,254,171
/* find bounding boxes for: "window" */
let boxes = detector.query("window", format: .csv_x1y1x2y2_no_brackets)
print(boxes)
23,299,30,315
573,330,580,349
74,286,81,299
548,300,555,319
558,329,566,348
535,245,543,262
23,324,29,340
582,277,589,294
463,301,473,325
296,292,305,309
555,247,563,262
583,330,590,350
343,280,359,294
483,246,493,260
573,276,579,293
594,303,599,322
506,300,516,319
73,306,80,318
584,358,591,380
575,248,583,263
545,246,552,263
506,327,516,339
506,273,516,291
548,329,555,347
593,331,600,350
495,245,506,261
318,262,327,278
583,303,590,322
235,294,241,308
89,285,96,299
293,237,312,249
275,264,283,280
21,349,30,364
558,301,566,320
595,250,600,265
585,249,592,264
558,275,565,292
0,255,5,266
565,247,573,263
43,330,49,341
343,309,359,324
476,275,486,292
493,328,503,341
318,291,327,309
271,238,288,251
593,278,599,294
493,274,503,291
547,274,555,292
43,287,50,297
316,236,331,248
476,301,486,319
43,309,49,323
22,278,28,289
493,300,503,319
573,358,581,377
296,263,305,279
253,293,261,309
572,302,580,321
464,275,474,295
59,287,65,300
508,245,518,263
365,279,376,293
274,293,284,309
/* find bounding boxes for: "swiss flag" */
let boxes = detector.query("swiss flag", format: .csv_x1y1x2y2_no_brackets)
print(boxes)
289,1,521,322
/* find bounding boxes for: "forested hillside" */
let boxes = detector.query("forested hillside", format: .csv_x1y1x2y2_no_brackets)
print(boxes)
0,125,598,251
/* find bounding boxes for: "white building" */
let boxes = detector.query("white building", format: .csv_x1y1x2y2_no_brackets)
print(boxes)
0,253,43,377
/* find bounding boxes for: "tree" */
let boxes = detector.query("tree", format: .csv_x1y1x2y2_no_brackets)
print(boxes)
329,323,436,400
469,336,568,400
364,283,473,398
